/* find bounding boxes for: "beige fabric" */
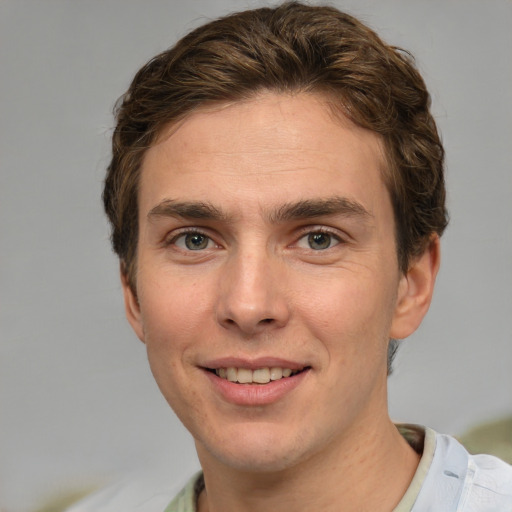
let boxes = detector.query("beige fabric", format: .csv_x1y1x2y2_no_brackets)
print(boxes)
393,426,435,511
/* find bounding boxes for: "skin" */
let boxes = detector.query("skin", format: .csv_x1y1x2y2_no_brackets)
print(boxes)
122,92,440,512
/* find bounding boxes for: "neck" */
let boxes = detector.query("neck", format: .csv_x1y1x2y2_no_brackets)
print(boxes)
196,416,420,512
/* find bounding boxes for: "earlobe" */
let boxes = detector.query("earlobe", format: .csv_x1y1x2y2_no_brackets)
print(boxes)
120,265,146,343
390,236,441,340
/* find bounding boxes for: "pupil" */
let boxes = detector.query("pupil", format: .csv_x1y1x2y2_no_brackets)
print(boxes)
185,233,208,250
308,232,331,250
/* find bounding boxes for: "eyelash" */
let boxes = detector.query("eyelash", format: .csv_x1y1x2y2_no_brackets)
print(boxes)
165,229,215,249
295,227,345,250
165,226,346,252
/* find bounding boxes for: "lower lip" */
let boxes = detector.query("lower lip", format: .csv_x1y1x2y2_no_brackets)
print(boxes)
204,369,309,406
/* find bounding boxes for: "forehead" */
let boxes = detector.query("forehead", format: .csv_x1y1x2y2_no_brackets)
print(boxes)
139,92,389,218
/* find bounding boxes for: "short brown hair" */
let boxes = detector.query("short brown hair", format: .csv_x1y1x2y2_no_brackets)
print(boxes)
103,1,448,291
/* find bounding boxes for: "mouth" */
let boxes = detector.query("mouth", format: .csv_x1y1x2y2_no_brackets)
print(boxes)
202,360,311,405
207,366,310,384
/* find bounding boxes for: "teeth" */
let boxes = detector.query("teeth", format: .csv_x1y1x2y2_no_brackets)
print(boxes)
270,367,282,380
237,368,252,384
226,367,237,382
214,366,301,384
253,368,270,384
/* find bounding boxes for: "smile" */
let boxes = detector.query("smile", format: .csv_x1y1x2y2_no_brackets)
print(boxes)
214,367,303,384
203,362,310,405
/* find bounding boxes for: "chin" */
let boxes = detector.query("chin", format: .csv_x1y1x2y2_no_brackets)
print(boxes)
212,447,302,474
196,424,316,474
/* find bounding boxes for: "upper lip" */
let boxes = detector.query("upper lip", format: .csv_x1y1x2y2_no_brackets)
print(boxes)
201,357,308,371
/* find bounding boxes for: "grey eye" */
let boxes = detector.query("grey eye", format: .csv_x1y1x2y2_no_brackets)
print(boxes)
185,233,209,250
307,232,332,250
176,233,211,250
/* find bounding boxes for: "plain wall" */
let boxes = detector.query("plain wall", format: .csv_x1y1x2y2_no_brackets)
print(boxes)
1,1,511,510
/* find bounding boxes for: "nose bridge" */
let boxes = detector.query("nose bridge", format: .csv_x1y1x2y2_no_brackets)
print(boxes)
216,242,289,334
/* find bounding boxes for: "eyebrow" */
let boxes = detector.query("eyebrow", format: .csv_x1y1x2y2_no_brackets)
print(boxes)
147,196,372,224
269,197,372,223
148,199,230,222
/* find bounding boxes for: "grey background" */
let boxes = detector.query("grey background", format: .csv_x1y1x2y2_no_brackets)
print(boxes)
1,1,511,510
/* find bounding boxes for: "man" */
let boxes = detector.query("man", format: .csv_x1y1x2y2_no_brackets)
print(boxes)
78,2,512,510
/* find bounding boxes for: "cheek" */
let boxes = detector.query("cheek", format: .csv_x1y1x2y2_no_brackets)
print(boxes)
136,276,210,415
295,271,396,361
138,270,215,346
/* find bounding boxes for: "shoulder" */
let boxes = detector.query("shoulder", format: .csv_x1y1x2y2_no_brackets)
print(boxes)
466,452,512,510
416,429,512,511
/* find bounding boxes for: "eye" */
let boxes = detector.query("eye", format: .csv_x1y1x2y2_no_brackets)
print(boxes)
297,231,341,251
173,232,215,251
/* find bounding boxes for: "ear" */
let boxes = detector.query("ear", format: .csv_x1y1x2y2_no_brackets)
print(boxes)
390,235,441,340
120,264,146,343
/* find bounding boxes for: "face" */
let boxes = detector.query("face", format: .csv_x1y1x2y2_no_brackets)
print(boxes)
123,92,433,474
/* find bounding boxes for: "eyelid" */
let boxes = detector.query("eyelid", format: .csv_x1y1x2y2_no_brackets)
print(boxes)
162,224,349,250
294,225,348,244
164,227,218,249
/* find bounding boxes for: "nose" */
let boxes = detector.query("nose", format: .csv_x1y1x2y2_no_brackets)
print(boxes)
215,248,290,336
